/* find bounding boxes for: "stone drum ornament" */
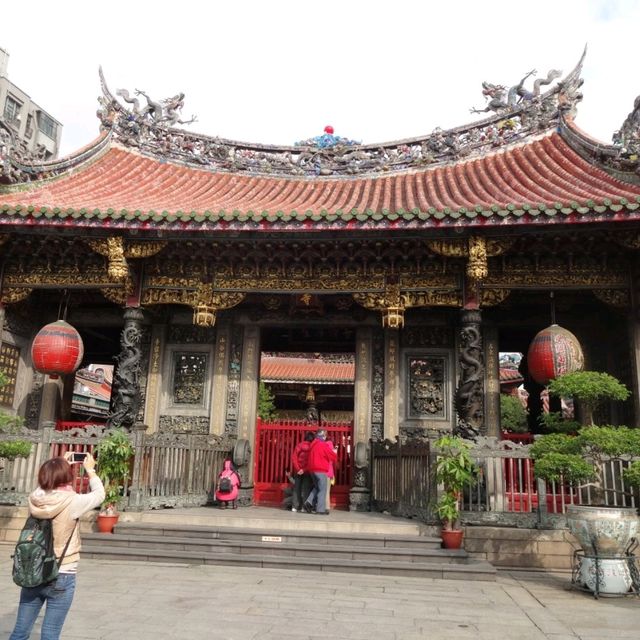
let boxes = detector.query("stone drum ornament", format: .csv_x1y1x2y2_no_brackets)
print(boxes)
527,324,584,386
31,320,84,379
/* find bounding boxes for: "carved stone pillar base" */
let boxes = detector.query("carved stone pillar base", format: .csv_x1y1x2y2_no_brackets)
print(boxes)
349,487,371,512
237,486,254,507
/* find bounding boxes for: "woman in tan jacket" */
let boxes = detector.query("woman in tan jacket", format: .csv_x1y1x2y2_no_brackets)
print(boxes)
9,452,105,640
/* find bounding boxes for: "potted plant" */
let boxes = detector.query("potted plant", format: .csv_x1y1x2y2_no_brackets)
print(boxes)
434,435,477,549
531,371,640,595
95,429,134,533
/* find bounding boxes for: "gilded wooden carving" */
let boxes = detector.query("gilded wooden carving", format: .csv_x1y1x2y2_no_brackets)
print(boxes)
0,287,33,304
85,237,128,281
480,288,511,306
593,289,630,308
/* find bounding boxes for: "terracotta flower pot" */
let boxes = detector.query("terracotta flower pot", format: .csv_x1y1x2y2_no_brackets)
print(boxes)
441,528,464,549
96,513,119,534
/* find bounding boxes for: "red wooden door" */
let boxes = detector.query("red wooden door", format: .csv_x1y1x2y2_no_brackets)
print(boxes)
254,419,353,509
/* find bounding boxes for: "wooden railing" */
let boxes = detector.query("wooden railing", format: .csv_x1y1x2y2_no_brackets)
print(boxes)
0,422,233,509
369,436,640,528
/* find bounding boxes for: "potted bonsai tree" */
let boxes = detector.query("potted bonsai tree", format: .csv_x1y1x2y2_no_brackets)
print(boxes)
531,371,640,595
95,428,134,533
434,435,477,549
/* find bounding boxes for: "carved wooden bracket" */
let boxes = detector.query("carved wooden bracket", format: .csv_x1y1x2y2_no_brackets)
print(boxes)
593,289,630,308
613,232,640,250
84,238,168,282
480,288,511,306
85,237,128,281
426,237,514,282
0,287,33,304
192,283,246,327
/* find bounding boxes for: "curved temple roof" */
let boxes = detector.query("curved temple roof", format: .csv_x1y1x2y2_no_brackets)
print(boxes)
1,53,640,232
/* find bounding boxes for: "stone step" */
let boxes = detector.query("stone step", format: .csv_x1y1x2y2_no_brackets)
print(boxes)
114,521,442,550
81,544,496,581
83,531,464,564
131,507,427,536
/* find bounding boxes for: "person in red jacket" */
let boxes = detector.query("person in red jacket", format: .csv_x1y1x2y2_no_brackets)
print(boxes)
290,432,314,512
302,429,337,515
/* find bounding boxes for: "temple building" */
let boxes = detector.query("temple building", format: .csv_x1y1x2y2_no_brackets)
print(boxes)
1,52,640,507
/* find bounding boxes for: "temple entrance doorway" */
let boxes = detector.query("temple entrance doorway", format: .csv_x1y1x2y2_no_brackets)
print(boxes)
253,326,355,509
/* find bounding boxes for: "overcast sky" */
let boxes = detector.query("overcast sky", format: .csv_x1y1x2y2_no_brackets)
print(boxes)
2,0,639,157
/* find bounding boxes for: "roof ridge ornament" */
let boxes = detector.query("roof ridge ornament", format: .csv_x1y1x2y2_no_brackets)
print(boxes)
613,95,640,160
97,67,197,145
88,60,586,180
471,68,562,116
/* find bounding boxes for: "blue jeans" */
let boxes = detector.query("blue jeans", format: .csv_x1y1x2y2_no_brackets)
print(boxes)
307,472,329,513
9,573,76,640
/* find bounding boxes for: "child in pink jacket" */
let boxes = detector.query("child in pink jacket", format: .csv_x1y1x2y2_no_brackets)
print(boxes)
215,459,241,509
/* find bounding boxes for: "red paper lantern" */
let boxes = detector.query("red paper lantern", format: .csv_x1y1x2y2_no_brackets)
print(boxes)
31,320,84,379
527,324,584,386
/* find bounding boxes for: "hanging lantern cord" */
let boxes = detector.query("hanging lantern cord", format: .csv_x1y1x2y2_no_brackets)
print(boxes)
57,289,70,321
550,291,556,325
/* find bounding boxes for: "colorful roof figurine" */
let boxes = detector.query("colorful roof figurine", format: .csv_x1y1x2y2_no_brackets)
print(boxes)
1,51,640,233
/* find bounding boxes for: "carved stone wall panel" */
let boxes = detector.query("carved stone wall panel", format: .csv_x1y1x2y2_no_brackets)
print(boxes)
158,415,210,434
401,326,453,348
407,355,447,419
168,325,216,344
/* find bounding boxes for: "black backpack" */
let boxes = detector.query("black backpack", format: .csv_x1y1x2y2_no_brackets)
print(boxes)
12,516,77,588
219,476,233,493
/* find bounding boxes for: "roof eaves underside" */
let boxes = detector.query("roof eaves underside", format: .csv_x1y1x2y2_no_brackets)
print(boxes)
2,200,640,232
2,132,640,230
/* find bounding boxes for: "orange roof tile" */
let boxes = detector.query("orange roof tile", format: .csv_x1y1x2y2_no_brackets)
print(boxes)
2,131,640,231
260,355,354,384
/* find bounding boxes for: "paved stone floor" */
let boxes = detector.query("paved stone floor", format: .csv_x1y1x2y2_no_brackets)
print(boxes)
1,544,639,640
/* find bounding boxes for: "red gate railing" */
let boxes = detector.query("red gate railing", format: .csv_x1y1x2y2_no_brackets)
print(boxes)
254,419,353,509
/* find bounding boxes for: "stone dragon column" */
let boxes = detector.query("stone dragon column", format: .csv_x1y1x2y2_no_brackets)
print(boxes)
455,309,485,438
107,307,144,429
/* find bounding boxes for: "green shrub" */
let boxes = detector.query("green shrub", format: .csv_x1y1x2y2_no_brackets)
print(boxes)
548,371,630,425
500,394,528,433
257,381,277,421
538,411,581,435
532,425,640,503
0,371,30,461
